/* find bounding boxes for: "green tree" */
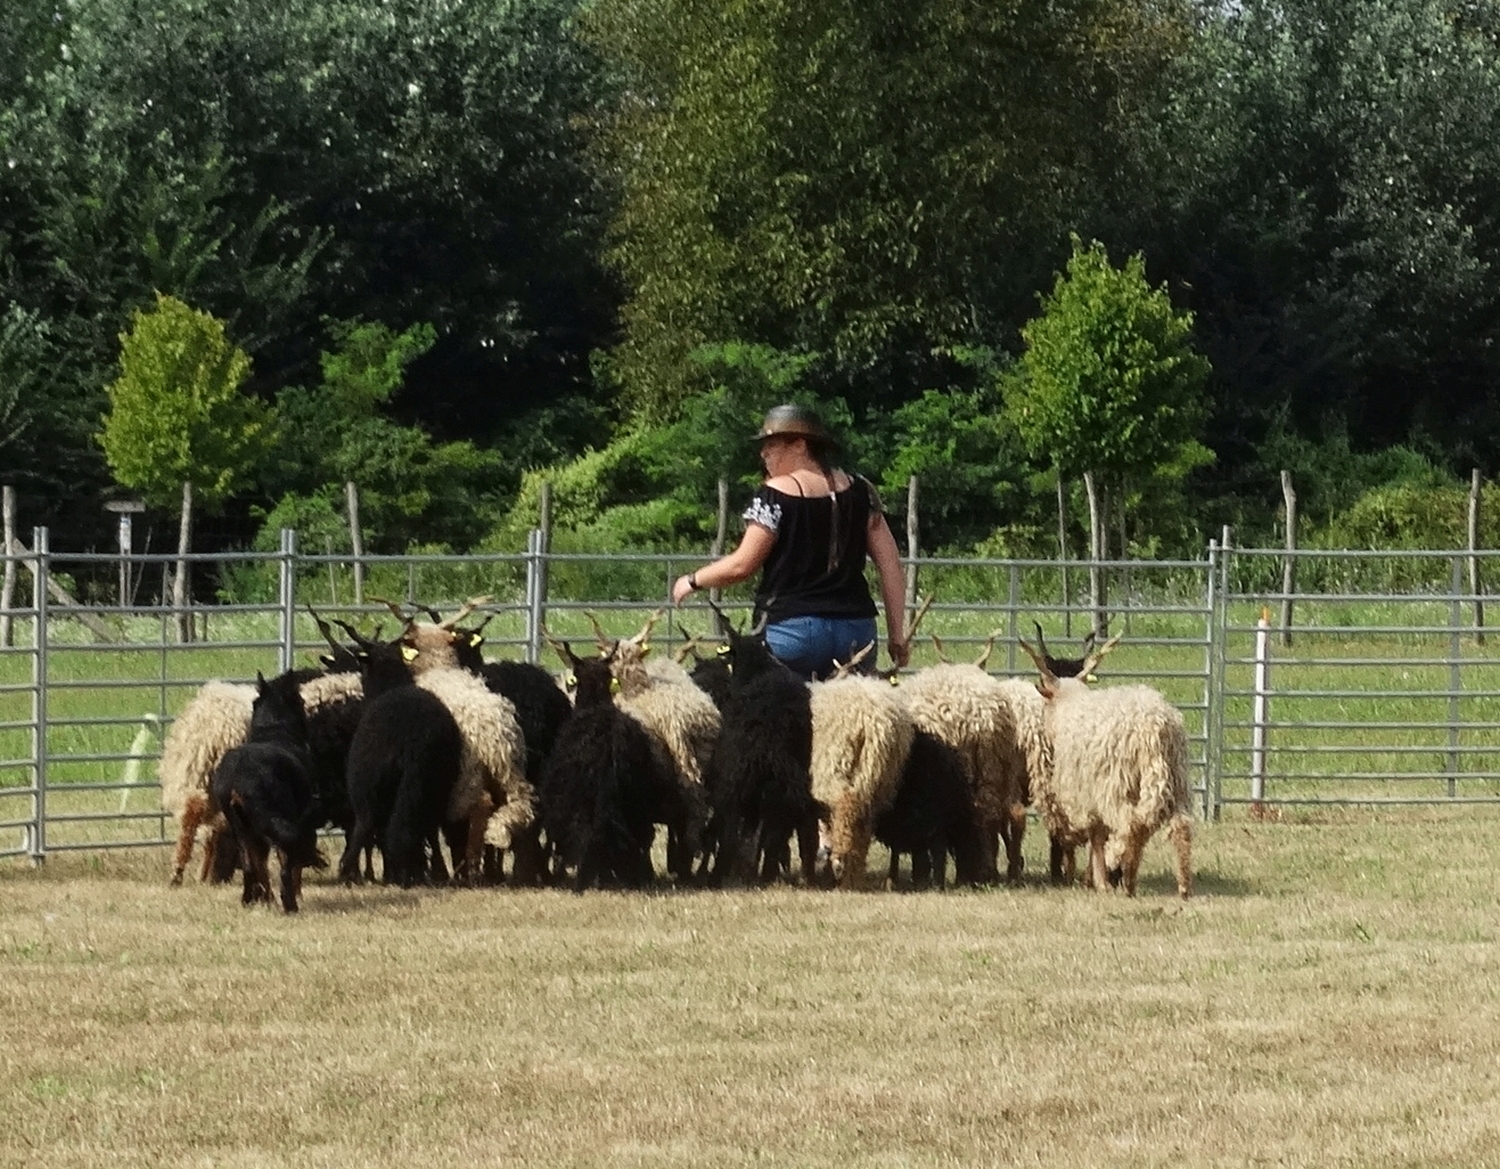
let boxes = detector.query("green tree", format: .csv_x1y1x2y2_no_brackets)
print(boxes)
263,320,505,552
584,0,1195,417
1004,237,1211,552
98,293,272,508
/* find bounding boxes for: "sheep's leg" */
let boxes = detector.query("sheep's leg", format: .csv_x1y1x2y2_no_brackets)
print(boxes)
1001,803,1027,884
886,849,902,891
277,848,300,913
427,828,450,884
171,794,208,885
795,817,820,886
1167,813,1193,899
1048,834,1070,885
509,824,546,886
207,827,239,883
241,837,272,906
338,816,376,884
1087,825,1110,893
1118,824,1153,896
460,795,495,886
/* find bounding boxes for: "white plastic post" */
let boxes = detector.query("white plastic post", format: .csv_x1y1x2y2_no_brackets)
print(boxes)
1251,607,1271,810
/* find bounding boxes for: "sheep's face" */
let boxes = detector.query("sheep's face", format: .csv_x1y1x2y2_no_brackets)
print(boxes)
400,623,464,674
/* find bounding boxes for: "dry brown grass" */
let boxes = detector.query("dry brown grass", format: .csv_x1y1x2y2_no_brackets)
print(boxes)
4,811,1500,1168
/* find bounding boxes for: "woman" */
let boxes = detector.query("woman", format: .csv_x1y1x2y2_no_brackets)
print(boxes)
670,404,910,679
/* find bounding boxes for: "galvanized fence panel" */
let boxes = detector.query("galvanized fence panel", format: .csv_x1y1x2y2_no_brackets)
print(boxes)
7,527,1500,863
0,536,40,860
1214,546,1500,810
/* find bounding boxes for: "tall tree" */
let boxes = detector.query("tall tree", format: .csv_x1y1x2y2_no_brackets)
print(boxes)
584,0,1196,418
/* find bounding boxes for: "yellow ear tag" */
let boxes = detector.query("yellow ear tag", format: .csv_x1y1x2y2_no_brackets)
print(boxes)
401,645,419,662
469,633,483,647
1084,672,1098,684
564,672,577,689
609,677,621,695
640,645,652,659
716,645,730,656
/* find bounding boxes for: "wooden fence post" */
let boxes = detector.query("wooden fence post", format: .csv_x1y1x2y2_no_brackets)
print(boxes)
1083,470,1107,636
905,474,919,639
709,478,729,635
1280,470,1297,647
1,485,15,647
346,481,364,607
1056,471,1071,637
174,480,193,644
1470,468,1485,645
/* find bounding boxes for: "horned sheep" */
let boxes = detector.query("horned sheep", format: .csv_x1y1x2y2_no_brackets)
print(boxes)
1018,635,1193,898
807,644,914,889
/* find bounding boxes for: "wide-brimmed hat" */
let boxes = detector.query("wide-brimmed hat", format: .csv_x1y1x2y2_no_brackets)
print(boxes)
751,403,836,446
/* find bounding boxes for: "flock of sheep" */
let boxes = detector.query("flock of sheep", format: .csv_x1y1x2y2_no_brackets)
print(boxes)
158,599,1194,911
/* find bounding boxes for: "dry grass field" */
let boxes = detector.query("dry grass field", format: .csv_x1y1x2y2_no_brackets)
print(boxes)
4,810,1500,1168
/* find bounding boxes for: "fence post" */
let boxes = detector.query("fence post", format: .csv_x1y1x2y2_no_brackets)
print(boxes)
1250,607,1271,814
2,484,16,647
30,526,48,864
1449,555,1462,800
279,528,297,675
710,478,729,636
1280,470,1297,647
1005,563,1019,674
346,481,364,607
525,528,544,665
1203,539,1219,821
1469,469,1484,645
905,475,919,640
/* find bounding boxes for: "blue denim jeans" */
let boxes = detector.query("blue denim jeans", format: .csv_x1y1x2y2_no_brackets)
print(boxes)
763,615,880,681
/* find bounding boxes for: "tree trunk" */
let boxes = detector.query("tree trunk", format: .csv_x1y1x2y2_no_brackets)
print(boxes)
1056,471,1070,638
1083,470,1107,637
174,480,193,644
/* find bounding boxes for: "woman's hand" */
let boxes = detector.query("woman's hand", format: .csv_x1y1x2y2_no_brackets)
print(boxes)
671,574,697,606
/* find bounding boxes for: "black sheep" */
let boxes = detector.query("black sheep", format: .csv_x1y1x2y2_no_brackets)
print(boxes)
700,622,821,886
538,642,682,892
339,628,464,887
876,730,987,890
210,671,326,912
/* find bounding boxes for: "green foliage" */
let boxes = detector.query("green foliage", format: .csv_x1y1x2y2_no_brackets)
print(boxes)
1005,237,1213,491
585,0,1196,417
98,294,272,508
263,320,503,553
0,304,48,458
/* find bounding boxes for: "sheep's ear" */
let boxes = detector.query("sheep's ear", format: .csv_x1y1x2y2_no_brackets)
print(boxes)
255,670,269,690
1034,679,1057,700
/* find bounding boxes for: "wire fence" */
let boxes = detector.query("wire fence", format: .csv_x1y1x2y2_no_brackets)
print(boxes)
3,529,1500,863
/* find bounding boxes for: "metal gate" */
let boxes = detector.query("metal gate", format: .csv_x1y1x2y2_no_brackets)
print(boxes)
4,529,1499,863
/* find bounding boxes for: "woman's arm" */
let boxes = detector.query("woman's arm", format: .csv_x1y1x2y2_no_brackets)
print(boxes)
866,511,909,667
671,523,777,605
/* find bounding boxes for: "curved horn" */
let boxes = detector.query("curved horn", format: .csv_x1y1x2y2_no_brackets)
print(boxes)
542,626,582,668
583,610,614,653
368,595,418,632
1016,637,1059,687
907,594,935,640
332,618,377,651
973,629,1004,671
437,595,491,630
1033,621,1051,661
629,608,665,646
829,640,876,678
929,633,951,665
1080,631,1123,677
